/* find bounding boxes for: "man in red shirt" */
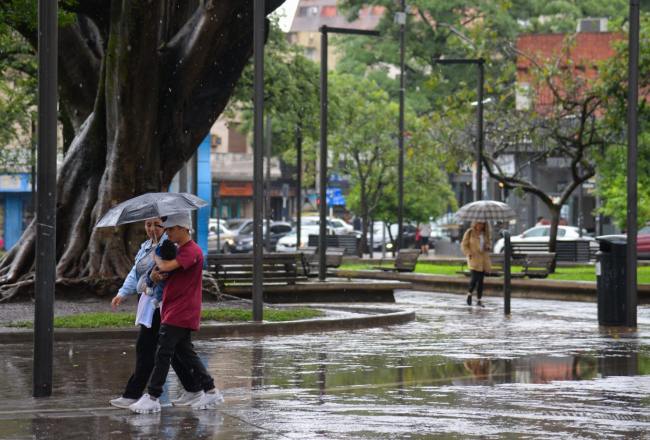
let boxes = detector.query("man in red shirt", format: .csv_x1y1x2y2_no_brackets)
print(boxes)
129,212,222,413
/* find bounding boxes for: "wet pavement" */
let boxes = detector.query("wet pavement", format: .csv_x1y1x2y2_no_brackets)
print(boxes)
1,291,649,439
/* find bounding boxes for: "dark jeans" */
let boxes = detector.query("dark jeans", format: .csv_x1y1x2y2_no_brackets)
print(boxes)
122,308,199,399
147,324,215,399
468,270,485,299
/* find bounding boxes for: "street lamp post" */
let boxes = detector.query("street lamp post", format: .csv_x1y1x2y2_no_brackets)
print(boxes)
396,2,406,251
626,0,639,327
319,26,380,281
34,0,58,398
432,58,485,201
252,0,265,321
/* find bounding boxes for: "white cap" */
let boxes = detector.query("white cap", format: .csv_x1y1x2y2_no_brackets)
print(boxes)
162,212,192,230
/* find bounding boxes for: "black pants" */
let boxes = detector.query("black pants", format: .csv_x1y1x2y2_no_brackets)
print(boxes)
122,308,201,399
468,270,485,299
147,324,215,399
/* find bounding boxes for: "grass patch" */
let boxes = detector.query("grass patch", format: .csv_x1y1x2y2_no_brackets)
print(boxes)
340,262,650,284
12,307,324,329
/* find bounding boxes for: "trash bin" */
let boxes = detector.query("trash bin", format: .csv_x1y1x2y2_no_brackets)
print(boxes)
596,236,627,325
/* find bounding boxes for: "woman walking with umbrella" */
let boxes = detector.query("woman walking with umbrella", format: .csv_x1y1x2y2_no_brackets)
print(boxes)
456,200,516,307
461,221,491,307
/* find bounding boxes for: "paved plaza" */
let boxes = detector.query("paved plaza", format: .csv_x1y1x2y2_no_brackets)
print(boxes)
1,291,649,439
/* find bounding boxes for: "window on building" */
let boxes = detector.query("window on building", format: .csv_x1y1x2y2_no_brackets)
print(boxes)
298,6,319,17
228,124,247,153
321,6,337,17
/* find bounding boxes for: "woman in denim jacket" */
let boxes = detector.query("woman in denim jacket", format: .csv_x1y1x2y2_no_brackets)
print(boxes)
108,218,203,409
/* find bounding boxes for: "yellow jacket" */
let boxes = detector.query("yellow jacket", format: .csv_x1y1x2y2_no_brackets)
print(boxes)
461,228,492,272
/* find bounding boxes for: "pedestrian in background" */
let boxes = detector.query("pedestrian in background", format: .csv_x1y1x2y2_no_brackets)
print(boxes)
418,221,431,256
461,221,491,307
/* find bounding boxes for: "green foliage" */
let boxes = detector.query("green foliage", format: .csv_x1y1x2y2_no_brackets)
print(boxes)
229,20,321,186
0,24,35,172
326,73,455,225
594,13,650,229
12,307,325,328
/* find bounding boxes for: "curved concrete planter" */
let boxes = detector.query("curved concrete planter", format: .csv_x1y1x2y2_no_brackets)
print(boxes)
0,306,415,344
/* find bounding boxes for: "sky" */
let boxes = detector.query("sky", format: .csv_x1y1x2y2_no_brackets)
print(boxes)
272,0,300,32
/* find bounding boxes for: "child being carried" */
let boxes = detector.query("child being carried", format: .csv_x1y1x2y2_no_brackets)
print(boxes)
142,239,177,307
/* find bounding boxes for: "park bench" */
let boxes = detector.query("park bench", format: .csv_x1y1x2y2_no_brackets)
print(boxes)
207,252,308,290
373,249,420,272
510,241,590,262
519,252,556,278
300,246,346,276
459,252,555,278
458,253,526,278
308,234,360,256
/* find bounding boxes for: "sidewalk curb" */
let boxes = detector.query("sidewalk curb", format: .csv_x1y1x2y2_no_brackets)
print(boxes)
0,306,415,344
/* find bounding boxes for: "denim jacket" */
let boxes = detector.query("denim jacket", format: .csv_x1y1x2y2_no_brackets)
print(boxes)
117,239,157,298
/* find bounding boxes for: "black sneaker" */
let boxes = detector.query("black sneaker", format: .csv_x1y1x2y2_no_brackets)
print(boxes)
476,300,485,307
466,293,472,306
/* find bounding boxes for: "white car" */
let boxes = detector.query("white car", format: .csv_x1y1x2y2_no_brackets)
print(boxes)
275,226,322,252
207,222,236,253
493,225,596,253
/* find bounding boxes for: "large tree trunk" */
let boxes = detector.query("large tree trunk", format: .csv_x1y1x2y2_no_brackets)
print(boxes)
0,0,284,301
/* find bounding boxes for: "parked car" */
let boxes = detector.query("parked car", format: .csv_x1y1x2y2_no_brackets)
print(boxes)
639,225,650,259
275,226,322,252
328,218,354,235
231,221,293,253
365,222,416,251
207,222,236,253
598,225,650,259
494,225,597,254
225,218,252,236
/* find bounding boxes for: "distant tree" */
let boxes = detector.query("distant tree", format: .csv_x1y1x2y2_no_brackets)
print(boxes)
594,14,650,229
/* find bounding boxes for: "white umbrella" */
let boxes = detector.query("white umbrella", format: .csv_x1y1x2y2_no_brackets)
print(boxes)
455,200,516,223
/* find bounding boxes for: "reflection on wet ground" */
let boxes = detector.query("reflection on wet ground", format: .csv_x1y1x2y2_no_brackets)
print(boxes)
1,291,649,439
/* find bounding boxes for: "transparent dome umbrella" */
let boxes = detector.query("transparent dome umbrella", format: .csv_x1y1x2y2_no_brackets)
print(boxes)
455,200,516,223
95,192,207,228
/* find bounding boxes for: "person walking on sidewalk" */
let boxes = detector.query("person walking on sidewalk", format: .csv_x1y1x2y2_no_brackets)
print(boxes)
418,221,432,256
109,218,199,409
129,212,222,414
461,221,491,307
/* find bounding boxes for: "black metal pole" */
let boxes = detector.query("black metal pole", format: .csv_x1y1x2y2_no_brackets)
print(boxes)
476,59,484,201
626,0,639,327
31,117,36,217
319,28,329,281
397,1,406,250
296,124,302,250
216,182,221,253
34,0,57,398
252,0,264,322
502,230,511,315
265,115,272,251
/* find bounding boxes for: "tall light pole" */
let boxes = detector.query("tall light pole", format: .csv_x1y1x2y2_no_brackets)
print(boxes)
396,2,406,250
34,0,57,398
252,0,265,321
319,26,380,281
433,58,485,201
625,0,639,327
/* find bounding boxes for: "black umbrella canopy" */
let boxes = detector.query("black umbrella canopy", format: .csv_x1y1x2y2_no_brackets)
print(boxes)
95,192,207,228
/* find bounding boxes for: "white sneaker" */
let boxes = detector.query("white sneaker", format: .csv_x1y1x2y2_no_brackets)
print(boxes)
109,396,137,409
129,393,161,414
171,390,204,407
191,389,224,410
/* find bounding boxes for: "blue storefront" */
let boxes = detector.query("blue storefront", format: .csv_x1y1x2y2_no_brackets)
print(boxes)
0,173,33,251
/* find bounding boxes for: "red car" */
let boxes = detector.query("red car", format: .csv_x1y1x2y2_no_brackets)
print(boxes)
639,225,650,259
